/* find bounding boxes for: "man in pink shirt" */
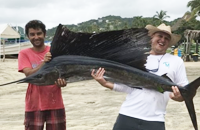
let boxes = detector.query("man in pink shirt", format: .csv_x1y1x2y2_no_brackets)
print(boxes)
18,20,67,130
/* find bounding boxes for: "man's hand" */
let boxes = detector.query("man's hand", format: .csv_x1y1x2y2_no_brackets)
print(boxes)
91,68,107,86
55,78,67,87
170,86,184,102
91,68,114,89
44,52,52,63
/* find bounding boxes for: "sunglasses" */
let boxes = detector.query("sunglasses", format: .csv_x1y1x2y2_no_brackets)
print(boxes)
146,54,165,72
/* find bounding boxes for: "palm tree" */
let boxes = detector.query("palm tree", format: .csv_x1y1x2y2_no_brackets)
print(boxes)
153,10,170,23
181,0,200,61
132,16,147,28
187,0,200,18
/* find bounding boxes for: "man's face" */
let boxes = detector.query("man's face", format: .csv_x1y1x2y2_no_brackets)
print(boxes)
27,28,45,48
150,31,171,55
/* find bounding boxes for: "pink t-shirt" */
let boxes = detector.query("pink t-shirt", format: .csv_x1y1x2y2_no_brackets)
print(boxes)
18,46,64,111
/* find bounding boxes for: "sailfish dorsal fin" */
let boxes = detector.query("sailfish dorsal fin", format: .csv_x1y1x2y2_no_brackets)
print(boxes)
50,24,151,71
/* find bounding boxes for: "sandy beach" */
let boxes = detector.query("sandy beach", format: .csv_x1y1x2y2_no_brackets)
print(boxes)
0,59,200,130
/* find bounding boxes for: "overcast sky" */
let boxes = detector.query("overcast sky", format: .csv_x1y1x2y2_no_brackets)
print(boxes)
0,0,191,29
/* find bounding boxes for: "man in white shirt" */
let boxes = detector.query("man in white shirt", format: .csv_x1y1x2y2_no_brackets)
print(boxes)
91,23,188,130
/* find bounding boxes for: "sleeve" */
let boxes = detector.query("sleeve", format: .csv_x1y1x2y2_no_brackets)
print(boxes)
113,83,134,94
174,59,189,86
18,50,32,72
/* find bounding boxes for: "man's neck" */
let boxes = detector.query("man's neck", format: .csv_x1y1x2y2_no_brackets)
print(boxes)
32,45,46,52
150,50,166,55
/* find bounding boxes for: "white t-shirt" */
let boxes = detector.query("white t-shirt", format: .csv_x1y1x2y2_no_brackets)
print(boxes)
113,53,188,122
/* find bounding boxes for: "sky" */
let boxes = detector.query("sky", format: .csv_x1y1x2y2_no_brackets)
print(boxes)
0,0,191,29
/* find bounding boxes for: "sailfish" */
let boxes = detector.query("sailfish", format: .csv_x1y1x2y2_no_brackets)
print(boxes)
0,24,200,130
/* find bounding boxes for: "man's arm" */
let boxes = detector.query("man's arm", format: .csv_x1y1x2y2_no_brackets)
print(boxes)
170,60,188,102
23,63,44,77
22,52,51,76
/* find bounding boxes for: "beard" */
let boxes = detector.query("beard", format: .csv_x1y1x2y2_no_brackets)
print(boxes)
31,40,44,48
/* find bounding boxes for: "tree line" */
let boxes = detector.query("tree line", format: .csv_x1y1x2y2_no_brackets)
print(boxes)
45,0,200,44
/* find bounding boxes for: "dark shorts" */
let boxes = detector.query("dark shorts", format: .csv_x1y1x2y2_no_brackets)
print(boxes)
24,108,66,130
113,114,165,130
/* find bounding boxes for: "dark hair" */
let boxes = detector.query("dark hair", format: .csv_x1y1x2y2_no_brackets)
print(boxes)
25,20,46,36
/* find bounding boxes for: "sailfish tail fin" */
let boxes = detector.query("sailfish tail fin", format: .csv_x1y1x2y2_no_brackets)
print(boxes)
185,99,198,130
181,77,200,130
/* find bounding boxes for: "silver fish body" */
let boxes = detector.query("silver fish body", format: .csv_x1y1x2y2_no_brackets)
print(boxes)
24,55,177,91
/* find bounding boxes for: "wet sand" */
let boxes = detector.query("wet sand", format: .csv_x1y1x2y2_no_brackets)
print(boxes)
0,59,200,130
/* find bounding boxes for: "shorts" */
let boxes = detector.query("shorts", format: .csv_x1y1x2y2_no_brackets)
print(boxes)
113,114,165,130
24,108,66,130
